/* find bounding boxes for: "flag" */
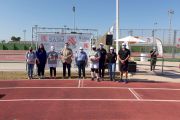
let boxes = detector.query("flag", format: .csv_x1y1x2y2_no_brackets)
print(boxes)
73,6,75,12
108,23,116,39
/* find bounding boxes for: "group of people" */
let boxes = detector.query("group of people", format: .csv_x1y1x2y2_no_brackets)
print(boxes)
26,42,131,83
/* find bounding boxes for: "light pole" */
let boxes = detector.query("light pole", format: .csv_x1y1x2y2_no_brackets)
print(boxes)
168,9,174,44
23,29,26,41
116,0,120,71
153,22,158,47
73,6,76,31
168,9,174,57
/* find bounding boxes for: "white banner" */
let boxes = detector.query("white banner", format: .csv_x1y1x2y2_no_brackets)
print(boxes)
38,33,92,67
38,33,92,52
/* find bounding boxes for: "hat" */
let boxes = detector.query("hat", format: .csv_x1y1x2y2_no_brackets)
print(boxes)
99,43,104,46
92,45,96,48
65,42,69,45
110,47,114,50
79,47,83,50
51,46,55,51
122,43,126,46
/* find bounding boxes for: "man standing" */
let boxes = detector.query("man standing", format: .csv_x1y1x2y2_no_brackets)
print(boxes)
75,47,88,79
118,43,130,83
150,47,158,71
61,42,73,79
47,46,58,79
97,43,107,80
89,45,100,82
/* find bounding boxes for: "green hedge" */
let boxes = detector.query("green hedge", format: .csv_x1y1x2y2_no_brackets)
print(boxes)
0,43,36,50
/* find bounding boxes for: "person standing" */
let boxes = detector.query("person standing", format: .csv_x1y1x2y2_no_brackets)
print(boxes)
25,46,36,79
36,43,47,79
97,43,107,80
61,42,73,79
89,45,100,82
75,47,88,79
47,46,58,79
150,47,158,71
107,47,117,81
118,43,130,83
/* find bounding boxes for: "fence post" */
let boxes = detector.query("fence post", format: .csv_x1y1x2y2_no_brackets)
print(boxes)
172,30,176,58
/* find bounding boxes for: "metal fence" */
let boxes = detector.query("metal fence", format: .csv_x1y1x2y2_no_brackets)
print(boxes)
116,29,180,58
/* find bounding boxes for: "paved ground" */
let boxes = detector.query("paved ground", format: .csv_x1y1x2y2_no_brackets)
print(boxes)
1,80,180,120
0,61,179,82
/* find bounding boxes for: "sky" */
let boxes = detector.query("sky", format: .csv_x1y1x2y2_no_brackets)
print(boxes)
0,0,180,41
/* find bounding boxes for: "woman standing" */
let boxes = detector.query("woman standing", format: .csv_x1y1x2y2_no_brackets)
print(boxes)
25,46,36,79
107,47,117,81
47,46,58,79
36,44,47,79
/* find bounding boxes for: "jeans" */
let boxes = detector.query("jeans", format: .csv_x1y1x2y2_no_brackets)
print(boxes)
77,61,86,78
99,61,105,78
63,62,71,77
108,63,116,80
27,64,34,77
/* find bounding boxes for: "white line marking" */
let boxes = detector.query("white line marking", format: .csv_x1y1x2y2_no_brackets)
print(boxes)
0,87,129,89
1,98,180,102
133,88,180,91
129,88,141,100
0,86,180,91
78,79,81,88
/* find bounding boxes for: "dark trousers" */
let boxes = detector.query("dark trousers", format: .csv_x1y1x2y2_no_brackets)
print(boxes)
50,67,56,77
77,61,86,78
99,61,105,78
150,59,156,71
37,64,45,76
63,62,71,77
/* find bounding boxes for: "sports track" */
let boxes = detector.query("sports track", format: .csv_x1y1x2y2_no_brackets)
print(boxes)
0,79,180,120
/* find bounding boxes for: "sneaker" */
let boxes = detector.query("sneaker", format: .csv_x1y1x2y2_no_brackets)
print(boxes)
83,77,86,79
118,79,123,82
91,78,94,81
124,79,128,84
28,77,31,80
97,78,100,82
68,77,71,79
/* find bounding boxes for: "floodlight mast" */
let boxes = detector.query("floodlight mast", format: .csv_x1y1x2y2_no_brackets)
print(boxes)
116,0,120,71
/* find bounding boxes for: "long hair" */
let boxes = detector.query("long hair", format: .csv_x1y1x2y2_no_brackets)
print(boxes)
38,43,45,51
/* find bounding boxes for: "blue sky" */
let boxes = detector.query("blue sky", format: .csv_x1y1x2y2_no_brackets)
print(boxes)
0,0,180,41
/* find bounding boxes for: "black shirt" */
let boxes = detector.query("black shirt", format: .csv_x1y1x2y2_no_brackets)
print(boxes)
97,48,107,62
118,49,130,61
150,50,157,59
107,52,117,63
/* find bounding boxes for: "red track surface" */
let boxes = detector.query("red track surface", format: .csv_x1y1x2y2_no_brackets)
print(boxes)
0,80,180,120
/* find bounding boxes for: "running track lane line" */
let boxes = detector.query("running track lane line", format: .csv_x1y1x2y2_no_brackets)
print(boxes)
78,79,82,88
1,87,180,90
1,99,180,102
128,88,142,100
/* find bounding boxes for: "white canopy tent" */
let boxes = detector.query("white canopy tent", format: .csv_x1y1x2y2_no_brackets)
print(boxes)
115,36,146,49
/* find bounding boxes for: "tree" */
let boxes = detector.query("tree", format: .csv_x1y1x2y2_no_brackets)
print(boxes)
11,36,21,42
1,40,6,43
